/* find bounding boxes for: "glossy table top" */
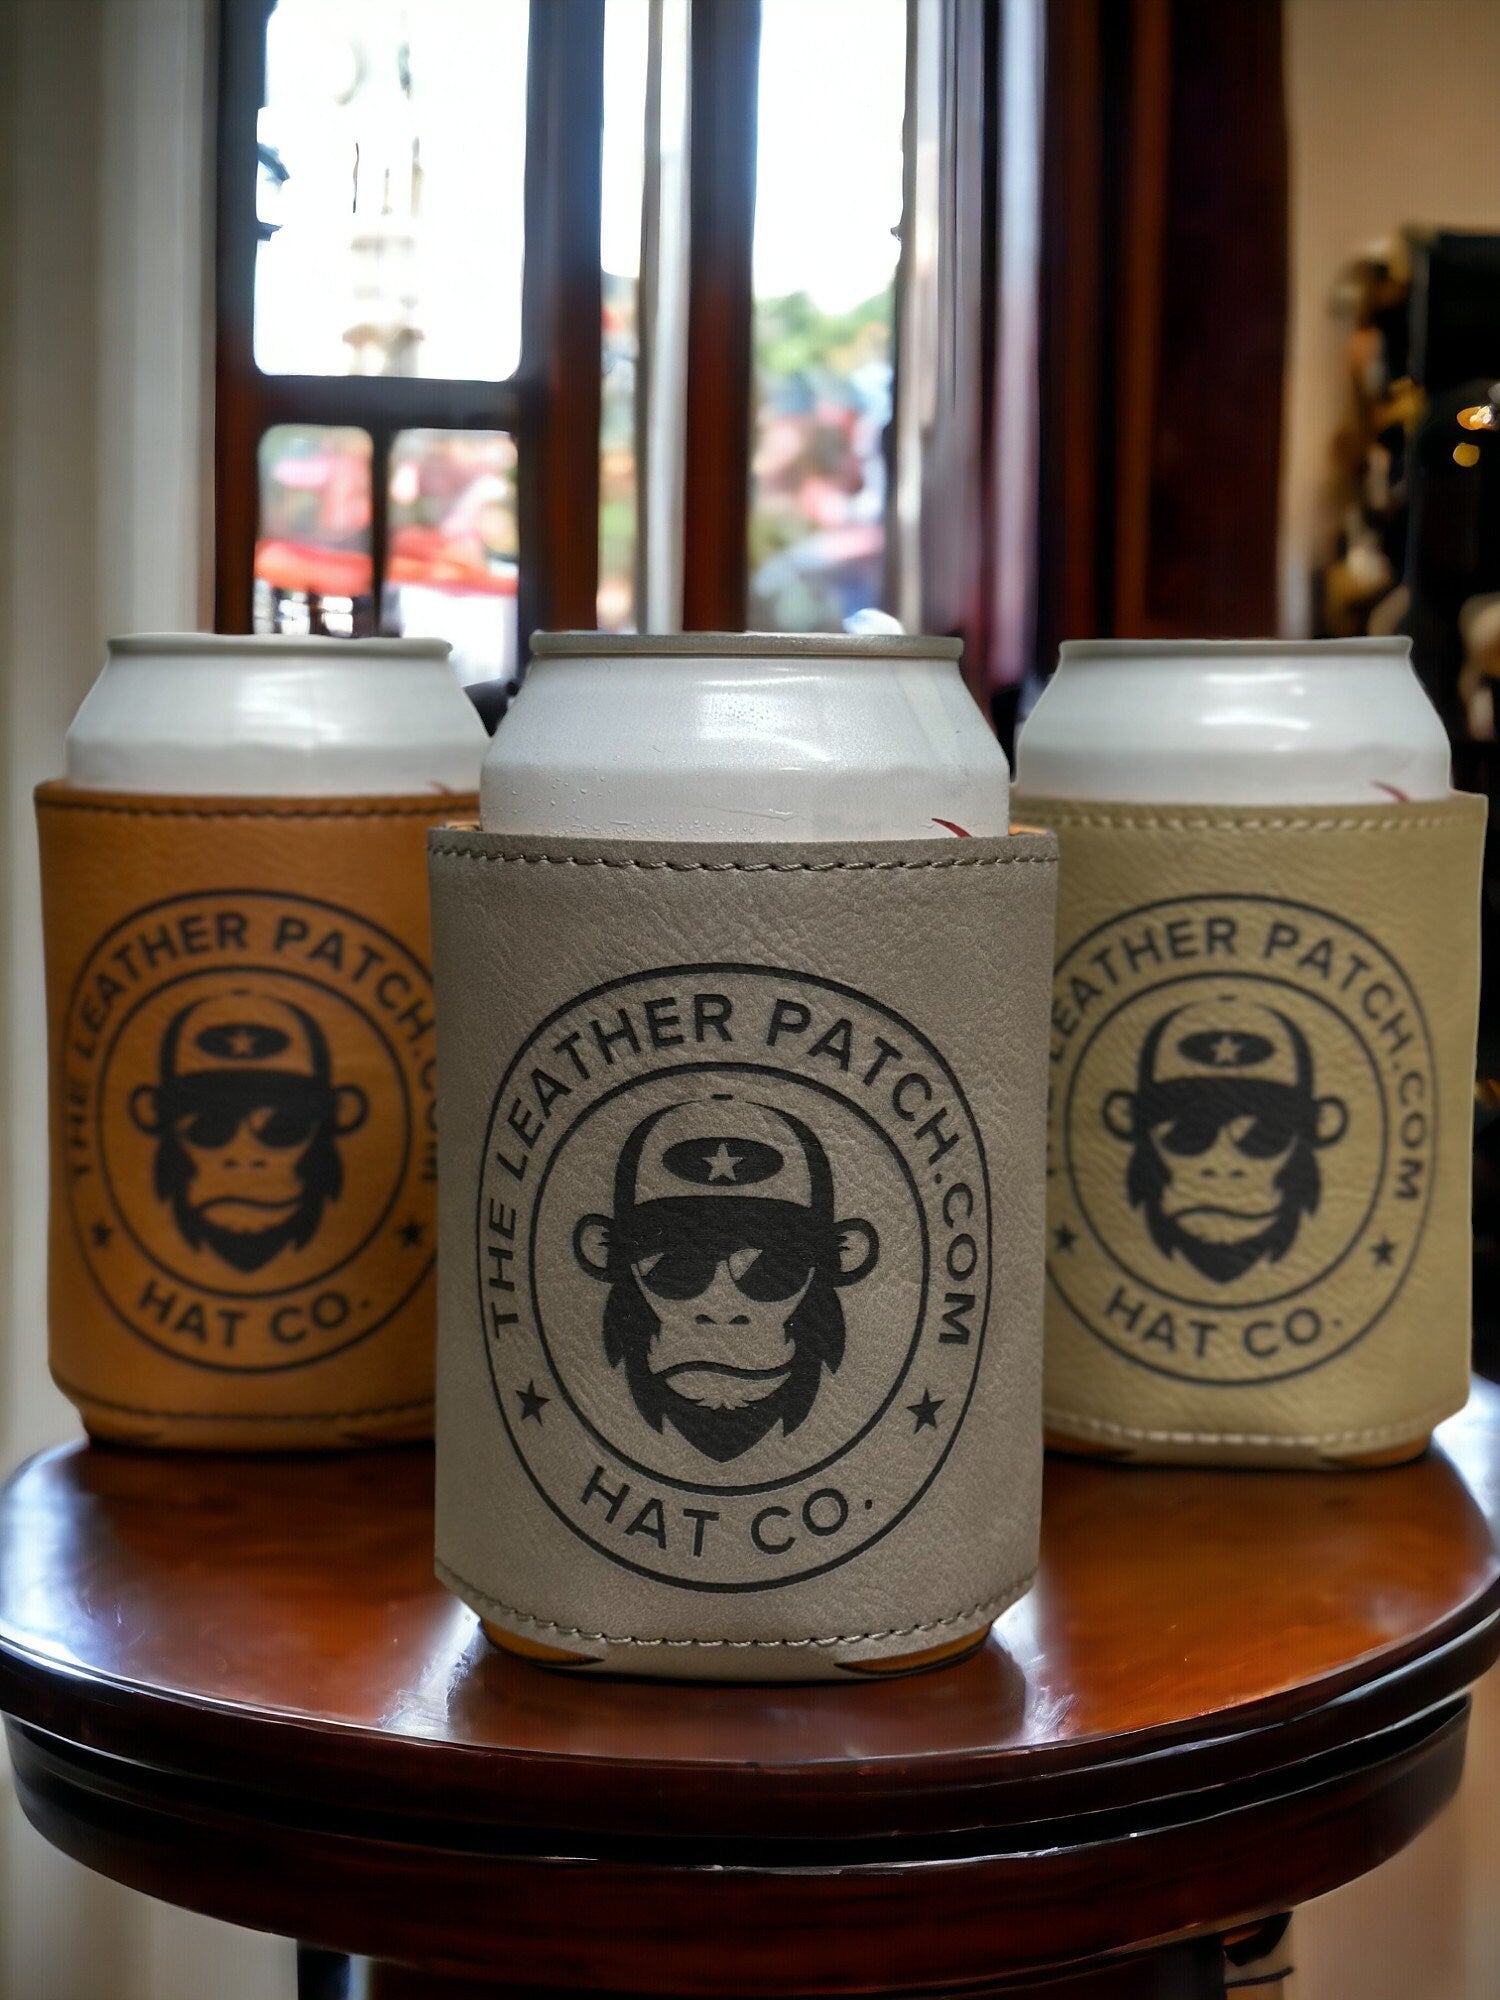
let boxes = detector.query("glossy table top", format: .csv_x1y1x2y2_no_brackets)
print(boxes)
1,1384,1497,1846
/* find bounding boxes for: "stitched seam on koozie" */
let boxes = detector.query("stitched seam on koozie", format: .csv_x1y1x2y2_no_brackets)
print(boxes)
52,1374,433,1421
428,849,1055,872
1017,812,1467,833
1043,1402,1461,1448
438,1558,1031,1648
36,799,466,822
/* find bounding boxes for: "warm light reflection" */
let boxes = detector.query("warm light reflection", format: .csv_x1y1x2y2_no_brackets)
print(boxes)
1454,441,1482,468
1197,708,1313,733
1457,404,1496,431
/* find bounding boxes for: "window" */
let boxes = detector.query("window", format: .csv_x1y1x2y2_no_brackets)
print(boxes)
216,0,921,664
217,0,603,682
748,0,907,632
386,428,519,685
254,1,529,382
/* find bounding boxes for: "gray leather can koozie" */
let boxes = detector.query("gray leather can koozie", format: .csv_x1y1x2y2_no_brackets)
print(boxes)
428,830,1057,1678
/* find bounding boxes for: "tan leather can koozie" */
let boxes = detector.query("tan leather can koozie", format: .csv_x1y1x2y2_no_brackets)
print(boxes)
1013,793,1486,1467
428,830,1057,1679
37,783,476,1450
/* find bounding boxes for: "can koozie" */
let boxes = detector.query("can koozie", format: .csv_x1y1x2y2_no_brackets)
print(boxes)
1013,793,1486,1466
37,783,476,1450
428,829,1057,1679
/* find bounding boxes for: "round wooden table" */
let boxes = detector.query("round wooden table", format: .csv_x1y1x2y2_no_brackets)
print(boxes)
1,1386,1498,2000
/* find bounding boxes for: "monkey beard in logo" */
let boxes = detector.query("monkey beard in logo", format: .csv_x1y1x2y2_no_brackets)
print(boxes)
1125,1076,1324,1286
599,1197,848,1463
150,1072,347,1276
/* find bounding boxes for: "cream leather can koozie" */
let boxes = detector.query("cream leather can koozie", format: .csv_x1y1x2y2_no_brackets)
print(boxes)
38,784,474,1449
1012,794,1486,1467
429,829,1057,1679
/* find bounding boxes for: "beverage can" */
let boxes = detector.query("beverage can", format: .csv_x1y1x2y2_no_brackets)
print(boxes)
1015,638,1482,1468
480,631,1011,838
38,634,486,1449
430,633,1057,1679
1016,637,1450,805
66,633,487,794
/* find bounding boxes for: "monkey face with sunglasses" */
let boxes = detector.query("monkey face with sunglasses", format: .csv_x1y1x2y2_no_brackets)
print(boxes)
130,992,368,1276
573,1098,879,1464
1104,998,1348,1286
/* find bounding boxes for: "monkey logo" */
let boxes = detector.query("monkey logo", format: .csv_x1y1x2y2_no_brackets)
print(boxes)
1048,896,1437,1386
67,889,437,1373
129,988,370,1276
477,965,991,1592
571,1095,880,1463
1101,996,1348,1286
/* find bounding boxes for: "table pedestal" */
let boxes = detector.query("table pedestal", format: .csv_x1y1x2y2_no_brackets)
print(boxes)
1,1386,1496,1996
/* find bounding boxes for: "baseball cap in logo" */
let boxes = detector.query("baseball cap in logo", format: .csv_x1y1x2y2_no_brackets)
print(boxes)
168,989,327,1083
1149,997,1307,1091
630,1096,817,1208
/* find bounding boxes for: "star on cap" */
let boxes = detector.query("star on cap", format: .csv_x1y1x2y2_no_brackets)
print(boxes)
703,1142,743,1182
1209,1035,1242,1066
227,1028,261,1059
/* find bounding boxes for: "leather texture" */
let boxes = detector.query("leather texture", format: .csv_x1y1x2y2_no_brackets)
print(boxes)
36,782,476,1449
1013,792,1486,1466
428,828,1057,1679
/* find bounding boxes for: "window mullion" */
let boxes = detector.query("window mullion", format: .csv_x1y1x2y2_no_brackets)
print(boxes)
518,0,606,640
680,0,761,633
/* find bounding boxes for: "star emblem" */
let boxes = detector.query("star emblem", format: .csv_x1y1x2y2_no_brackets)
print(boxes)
703,1142,743,1182
91,1221,113,1248
398,1218,425,1248
1053,1222,1078,1253
516,1381,550,1423
227,1027,259,1059
908,1388,944,1432
1372,1236,1396,1267
1209,1034,1242,1065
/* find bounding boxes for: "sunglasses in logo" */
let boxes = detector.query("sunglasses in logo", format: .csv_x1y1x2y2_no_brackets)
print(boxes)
632,1241,814,1303
174,1098,324,1152
1141,1079,1309,1161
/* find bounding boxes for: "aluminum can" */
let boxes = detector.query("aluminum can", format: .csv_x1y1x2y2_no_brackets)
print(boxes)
38,634,486,1448
1016,637,1450,807
431,632,1057,1678
480,630,1012,838
65,633,488,796
1016,637,1480,1467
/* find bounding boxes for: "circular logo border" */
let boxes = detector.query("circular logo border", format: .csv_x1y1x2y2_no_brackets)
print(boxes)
1048,893,1437,1387
65,886,437,1376
475,963,993,1594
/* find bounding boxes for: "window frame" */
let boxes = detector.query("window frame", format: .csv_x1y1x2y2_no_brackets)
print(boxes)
213,0,605,646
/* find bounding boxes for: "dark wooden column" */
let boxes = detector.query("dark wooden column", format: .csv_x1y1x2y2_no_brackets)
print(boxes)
1036,0,1289,667
681,0,761,632
519,0,605,638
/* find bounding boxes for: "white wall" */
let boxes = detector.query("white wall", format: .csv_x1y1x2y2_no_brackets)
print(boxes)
0,3,291,1993
1280,0,1500,633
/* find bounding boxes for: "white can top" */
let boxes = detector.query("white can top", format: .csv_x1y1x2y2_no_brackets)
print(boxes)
65,634,489,796
480,632,1011,840
1015,638,1452,805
